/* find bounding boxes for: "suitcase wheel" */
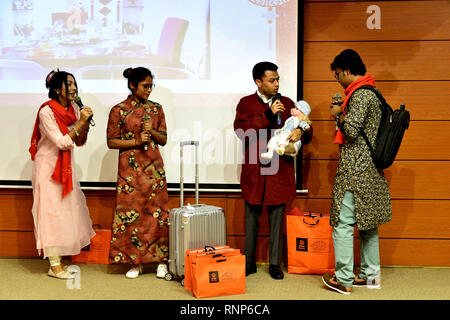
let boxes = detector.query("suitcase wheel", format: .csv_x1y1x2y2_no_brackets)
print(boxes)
164,272,174,281
181,278,185,287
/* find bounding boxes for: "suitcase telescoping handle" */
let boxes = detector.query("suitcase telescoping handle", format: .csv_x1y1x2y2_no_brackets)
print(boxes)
180,140,199,207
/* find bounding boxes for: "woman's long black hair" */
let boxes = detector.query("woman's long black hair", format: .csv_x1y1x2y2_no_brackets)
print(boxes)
45,70,78,103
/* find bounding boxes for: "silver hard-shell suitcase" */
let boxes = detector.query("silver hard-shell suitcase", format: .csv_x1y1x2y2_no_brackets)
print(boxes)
165,141,226,283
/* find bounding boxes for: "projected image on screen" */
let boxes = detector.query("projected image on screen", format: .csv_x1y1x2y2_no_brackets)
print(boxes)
0,0,298,188
1,0,210,81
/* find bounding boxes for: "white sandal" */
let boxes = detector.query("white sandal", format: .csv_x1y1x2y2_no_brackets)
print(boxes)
48,268,75,279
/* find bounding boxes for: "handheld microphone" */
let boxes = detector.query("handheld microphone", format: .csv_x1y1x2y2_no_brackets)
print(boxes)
73,96,95,126
332,93,343,131
142,114,150,151
273,93,282,125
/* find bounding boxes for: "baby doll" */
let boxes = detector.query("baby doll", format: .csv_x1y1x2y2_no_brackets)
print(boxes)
261,100,312,159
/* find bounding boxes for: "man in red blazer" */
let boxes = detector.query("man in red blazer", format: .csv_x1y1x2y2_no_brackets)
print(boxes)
234,61,313,279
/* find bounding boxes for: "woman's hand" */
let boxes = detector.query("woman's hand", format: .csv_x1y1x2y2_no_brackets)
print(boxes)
136,131,151,146
80,106,94,124
142,120,152,132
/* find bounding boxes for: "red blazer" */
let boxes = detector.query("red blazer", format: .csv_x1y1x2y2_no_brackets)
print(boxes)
233,93,312,205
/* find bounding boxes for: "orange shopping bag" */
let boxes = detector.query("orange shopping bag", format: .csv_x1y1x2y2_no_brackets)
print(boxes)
72,226,111,264
185,247,241,292
184,245,230,291
191,251,245,298
287,211,335,274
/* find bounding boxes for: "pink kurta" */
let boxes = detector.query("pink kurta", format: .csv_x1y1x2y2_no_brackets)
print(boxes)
31,103,95,258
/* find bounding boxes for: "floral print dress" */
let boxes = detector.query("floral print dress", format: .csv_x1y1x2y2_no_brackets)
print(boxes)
107,96,169,265
330,89,392,231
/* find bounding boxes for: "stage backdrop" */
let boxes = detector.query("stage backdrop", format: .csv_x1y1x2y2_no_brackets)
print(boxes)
0,0,297,187
0,0,299,189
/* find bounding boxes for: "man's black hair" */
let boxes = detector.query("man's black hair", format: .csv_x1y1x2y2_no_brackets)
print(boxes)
330,49,367,76
252,61,278,81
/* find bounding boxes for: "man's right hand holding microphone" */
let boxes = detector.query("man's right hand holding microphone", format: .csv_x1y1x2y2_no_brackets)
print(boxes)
331,93,343,130
270,98,285,118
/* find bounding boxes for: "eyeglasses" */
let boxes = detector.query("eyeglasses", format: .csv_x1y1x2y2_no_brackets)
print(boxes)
141,83,156,90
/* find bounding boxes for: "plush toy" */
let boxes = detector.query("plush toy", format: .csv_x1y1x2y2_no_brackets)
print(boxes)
261,100,312,159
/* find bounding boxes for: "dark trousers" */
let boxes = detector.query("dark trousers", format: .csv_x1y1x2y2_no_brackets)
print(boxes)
244,201,285,266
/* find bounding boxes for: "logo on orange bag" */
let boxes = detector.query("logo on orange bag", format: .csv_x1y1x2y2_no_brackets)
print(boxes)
296,238,308,251
209,271,219,283
310,239,328,253
221,271,234,282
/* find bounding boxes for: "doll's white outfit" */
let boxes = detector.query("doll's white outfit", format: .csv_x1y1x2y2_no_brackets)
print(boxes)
261,100,311,159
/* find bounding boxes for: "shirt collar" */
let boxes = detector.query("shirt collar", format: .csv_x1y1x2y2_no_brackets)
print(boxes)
128,95,146,108
256,90,273,105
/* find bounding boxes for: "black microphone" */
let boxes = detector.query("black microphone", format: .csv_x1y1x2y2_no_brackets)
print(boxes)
142,114,150,151
332,93,343,131
73,96,95,126
273,93,282,125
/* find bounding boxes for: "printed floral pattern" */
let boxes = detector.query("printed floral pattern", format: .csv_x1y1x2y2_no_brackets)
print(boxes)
330,89,392,230
107,96,169,264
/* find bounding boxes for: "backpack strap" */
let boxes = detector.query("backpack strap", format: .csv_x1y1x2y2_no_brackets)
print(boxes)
349,85,385,155
360,129,374,154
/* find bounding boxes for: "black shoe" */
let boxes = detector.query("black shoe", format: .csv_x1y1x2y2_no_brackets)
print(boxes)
246,263,257,276
269,264,284,280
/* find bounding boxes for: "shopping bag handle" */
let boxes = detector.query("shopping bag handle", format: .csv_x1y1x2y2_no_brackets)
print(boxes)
302,212,322,225
303,217,320,225
304,212,322,218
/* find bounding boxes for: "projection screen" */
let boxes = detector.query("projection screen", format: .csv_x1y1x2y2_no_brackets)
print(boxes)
0,0,299,190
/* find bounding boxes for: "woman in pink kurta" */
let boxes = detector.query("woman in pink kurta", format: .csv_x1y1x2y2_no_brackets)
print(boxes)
30,70,95,279
107,67,169,279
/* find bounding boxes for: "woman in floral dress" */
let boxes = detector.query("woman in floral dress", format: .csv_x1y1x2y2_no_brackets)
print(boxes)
107,67,169,279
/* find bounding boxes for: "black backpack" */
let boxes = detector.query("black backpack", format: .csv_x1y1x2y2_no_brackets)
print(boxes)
350,85,410,170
